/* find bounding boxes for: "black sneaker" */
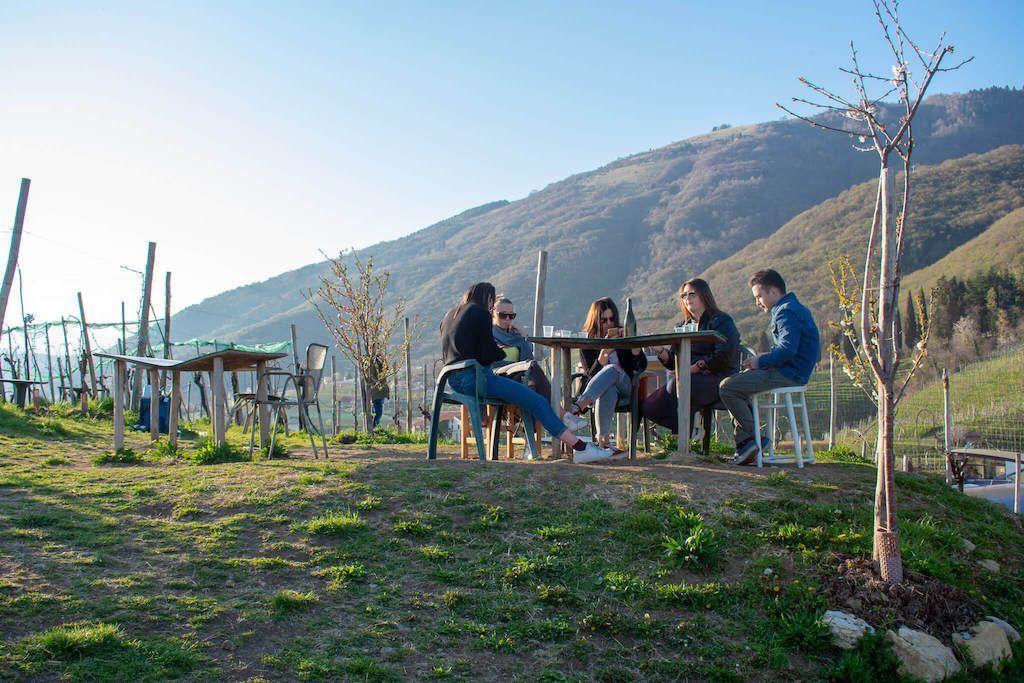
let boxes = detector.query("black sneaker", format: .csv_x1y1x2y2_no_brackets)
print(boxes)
731,439,760,466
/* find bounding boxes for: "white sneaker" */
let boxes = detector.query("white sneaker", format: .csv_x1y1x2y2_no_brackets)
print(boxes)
562,413,589,432
573,442,614,463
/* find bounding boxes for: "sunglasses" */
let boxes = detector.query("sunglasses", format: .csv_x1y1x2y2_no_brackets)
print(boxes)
498,312,516,320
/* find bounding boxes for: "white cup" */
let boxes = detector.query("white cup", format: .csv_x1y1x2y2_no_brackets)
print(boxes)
543,325,554,337
559,329,572,337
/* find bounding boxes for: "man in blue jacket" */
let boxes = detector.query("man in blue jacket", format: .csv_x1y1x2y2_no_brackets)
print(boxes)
720,269,820,465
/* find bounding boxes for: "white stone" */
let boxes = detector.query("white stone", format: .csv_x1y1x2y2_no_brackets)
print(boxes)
985,616,1021,643
886,626,961,683
957,621,1011,668
978,559,1000,572
962,539,976,553
823,610,874,650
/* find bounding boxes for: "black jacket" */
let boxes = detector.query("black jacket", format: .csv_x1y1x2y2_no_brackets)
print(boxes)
580,345,648,380
440,303,505,367
664,310,741,377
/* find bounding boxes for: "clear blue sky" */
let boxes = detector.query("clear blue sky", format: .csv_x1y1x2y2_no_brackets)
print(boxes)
1,0,1021,333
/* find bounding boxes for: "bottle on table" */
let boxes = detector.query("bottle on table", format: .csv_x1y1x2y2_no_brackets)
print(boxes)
623,297,637,337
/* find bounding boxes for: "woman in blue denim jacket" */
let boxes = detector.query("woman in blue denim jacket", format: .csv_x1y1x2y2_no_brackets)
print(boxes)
441,282,614,462
640,278,741,435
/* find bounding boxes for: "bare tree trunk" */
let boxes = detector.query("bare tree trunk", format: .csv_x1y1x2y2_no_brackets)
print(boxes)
873,380,903,582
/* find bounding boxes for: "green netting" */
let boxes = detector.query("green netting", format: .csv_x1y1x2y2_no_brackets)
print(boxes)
151,338,293,354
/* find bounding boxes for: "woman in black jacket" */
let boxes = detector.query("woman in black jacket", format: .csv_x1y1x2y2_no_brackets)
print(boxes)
640,278,740,435
442,282,614,461
570,297,648,449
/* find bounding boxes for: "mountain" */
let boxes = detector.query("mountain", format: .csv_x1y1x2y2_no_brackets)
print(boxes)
700,144,1024,341
170,87,1024,364
899,206,1024,298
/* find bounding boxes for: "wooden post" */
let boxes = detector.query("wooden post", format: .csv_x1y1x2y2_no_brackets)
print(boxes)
169,371,181,448
56,357,65,401
942,369,952,484
533,250,547,349
0,179,30,380
212,357,225,446
113,359,126,451
78,356,89,416
148,368,160,441
60,317,73,394
256,360,269,450
330,356,338,434
44,323,55,402
132,242,157,410
1014,452,1021,516
161,271,172,391
828,354,837,450
290,324,306,431
404,317,412,434
77,292,98,394
352,366,359,432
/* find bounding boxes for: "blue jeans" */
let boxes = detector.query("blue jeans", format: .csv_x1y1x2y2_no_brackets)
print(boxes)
448,368,566,436
580,365,632,436
371,398,384,428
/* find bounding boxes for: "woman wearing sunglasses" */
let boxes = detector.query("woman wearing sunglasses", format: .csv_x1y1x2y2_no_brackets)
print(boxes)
569,297,647,450
491,295,551,402
640,278,741,436
441,282,615,462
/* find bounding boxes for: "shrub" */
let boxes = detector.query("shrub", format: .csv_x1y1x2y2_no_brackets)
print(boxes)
295,510,366,537
188,439,247,465
92,447,142,466
662,523,720,568
148,438,179,459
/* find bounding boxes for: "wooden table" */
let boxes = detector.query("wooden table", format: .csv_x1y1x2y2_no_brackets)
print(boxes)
528,331,725,459
0,378,45,408
93,350,287,451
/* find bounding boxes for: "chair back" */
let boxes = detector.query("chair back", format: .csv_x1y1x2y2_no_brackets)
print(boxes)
300,344,329,400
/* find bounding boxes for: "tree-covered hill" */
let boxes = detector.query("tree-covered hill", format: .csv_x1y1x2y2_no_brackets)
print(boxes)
169,87,1024,364
699,145,1024,343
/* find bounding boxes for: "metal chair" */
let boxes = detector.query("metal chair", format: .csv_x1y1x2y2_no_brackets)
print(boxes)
251,343,329,459
427,360,540,461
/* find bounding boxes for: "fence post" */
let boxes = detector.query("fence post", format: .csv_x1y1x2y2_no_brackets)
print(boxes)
404,317,413,434
942,368,952,485
1015,452,1021,515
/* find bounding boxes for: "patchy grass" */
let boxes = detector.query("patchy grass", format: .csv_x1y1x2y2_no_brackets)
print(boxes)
0,408,1021,680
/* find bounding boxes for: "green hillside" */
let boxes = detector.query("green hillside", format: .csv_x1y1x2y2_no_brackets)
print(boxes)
900,206,1024,298
700,145,1024,342
169,87,1024,364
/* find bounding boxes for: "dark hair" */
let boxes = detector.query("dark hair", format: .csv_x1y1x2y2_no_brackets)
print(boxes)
678,278,721,322
462,282,496,309
583,297,619,338
748,269,786,294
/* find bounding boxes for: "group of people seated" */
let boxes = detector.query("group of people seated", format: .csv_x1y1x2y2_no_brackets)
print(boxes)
439,268,819,464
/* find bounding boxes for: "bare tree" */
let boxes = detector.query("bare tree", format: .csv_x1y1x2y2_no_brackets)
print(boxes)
306,250,422,431
778,0,971,583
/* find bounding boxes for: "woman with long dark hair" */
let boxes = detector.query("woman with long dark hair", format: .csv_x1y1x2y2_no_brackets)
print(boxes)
640,278,740,435
569,297,648,450
441,282,614,461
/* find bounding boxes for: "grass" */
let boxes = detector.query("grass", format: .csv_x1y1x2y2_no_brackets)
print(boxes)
0,406,1021,680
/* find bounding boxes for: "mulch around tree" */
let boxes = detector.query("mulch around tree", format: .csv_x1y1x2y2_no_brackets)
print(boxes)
823,555,984,646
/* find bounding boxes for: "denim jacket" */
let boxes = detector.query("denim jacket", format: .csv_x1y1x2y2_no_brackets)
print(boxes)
759,292,820,385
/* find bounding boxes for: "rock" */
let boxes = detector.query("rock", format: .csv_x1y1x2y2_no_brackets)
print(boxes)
955,621,1011,668
886,626,960,682
985,616,1020,643
962,539,976,553
978,559,1000,572
823,610,874,650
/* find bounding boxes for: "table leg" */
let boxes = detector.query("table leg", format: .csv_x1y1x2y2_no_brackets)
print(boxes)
212,358,225,447
149,368,160,441
256,361,269,450
460,404,470,459
113,360,126,451
169,371,181,448
549,348,563,459
676,340,691,458
561,347,572,461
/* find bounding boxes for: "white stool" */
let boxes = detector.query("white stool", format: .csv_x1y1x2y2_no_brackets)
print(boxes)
752,385,814,468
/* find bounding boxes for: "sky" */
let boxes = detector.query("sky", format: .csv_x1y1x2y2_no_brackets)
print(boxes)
1,0,1022,339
